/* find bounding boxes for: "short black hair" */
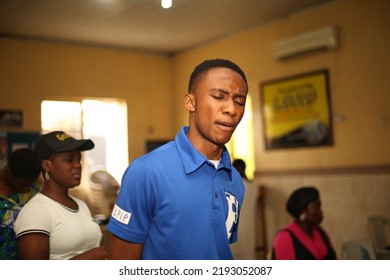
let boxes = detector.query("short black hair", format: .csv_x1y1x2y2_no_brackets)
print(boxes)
188,58,248,93
8,148,40,179
286,186,320,218
233,159,247,179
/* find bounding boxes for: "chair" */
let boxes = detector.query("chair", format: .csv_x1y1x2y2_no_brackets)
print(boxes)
341,240,376,260
367,215,390,260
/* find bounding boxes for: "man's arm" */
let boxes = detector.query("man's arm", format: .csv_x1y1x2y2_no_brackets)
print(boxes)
108,234,144,260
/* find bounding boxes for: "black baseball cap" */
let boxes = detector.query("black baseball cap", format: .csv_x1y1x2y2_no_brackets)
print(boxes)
33,131,94,165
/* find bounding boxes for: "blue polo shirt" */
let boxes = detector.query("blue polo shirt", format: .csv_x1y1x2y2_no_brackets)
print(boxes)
107,126,245,259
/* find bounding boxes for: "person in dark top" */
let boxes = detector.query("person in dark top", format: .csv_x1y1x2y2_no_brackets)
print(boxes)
0,148,40,259
272,186,337,259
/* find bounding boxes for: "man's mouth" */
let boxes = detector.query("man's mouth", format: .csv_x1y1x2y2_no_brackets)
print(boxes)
216,121,235,132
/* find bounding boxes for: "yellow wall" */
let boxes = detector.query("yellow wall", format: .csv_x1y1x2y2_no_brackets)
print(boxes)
1,0,389,258
173,0,390,169
0,39,174,161
172,0,390,257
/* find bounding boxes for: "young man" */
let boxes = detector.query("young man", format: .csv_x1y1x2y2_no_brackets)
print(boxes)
108,58,249,259
0,148,40,259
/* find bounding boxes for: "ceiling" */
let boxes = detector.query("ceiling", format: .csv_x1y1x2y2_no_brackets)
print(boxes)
0,0,338,55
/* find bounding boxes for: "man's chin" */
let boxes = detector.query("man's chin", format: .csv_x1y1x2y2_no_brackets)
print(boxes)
219,136,233,145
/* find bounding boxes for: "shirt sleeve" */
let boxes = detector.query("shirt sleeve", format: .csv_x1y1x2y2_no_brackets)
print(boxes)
107,159,155,243
272,230,296,259
14,198,52,238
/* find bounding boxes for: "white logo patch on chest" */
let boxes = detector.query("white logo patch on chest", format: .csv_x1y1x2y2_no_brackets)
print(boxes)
225,192,239,240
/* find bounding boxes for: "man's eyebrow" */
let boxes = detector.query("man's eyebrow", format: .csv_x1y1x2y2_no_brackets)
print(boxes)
211,88,230,94
211,88,246,96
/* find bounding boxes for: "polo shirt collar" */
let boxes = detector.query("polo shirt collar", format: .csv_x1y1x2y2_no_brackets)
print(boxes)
175,126,233,177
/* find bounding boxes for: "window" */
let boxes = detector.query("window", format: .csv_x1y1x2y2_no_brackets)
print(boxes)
228,95,255,180
41,99,128,185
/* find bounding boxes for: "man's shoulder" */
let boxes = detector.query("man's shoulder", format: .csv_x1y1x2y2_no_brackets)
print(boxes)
136,141,178,165
124,141,181,178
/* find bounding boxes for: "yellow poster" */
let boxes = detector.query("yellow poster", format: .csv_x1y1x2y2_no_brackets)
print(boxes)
260,70,332,149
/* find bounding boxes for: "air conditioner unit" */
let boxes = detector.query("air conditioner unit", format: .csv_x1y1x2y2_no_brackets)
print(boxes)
272,26,338,60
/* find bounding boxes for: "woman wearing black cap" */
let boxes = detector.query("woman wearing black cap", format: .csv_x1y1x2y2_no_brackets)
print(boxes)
272,186,336,260
14,131,108,260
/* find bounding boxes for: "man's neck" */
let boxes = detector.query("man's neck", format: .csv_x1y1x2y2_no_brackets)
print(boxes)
186,129,224,159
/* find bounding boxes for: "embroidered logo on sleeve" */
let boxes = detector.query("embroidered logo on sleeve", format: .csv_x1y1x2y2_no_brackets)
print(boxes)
111,204,131,225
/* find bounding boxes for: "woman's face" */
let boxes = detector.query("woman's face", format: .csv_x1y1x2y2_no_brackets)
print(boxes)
303,198,324,226
45,150,82,188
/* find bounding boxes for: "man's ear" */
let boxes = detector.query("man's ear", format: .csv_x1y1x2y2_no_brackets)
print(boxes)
184,93,196,112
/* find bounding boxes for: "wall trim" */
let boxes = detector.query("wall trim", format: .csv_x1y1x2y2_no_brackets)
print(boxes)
255,164,390,176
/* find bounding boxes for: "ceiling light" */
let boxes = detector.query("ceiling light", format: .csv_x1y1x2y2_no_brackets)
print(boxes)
161,0,172,9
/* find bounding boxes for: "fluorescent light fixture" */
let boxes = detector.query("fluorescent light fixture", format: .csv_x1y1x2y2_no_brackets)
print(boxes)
161,0,172,9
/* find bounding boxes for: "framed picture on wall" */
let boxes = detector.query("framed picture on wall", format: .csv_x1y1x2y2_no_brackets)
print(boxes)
0,110,23,127
260,69,333,150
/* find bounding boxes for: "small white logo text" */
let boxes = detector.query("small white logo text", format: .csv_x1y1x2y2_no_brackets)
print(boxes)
111,204,131,225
